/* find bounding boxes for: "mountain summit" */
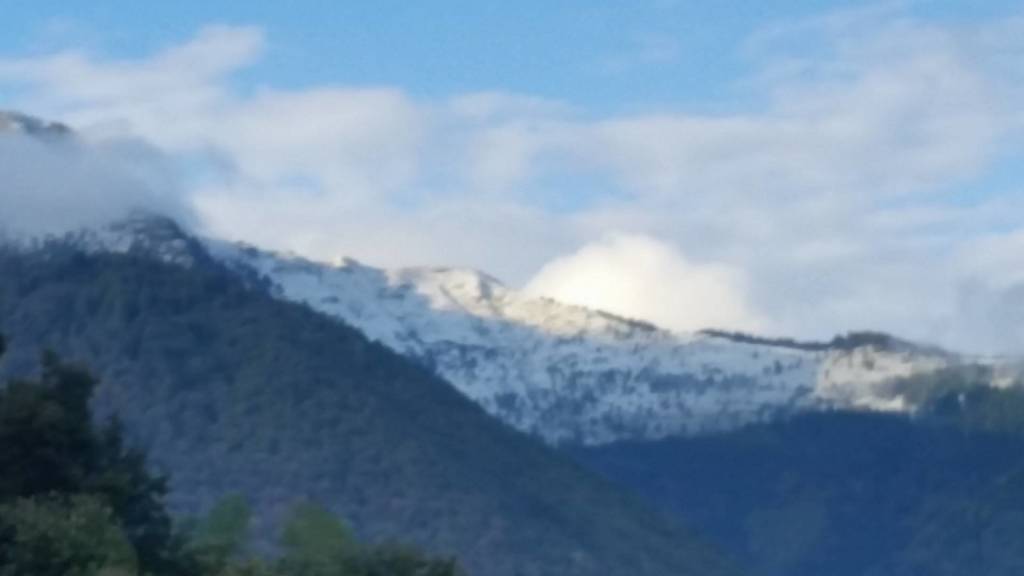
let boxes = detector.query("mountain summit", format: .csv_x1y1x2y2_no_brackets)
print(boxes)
211,240,971,444
0,110,71,138
8,213,996,444
0,225,737,576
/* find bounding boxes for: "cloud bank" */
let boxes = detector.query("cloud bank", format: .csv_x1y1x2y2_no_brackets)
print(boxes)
0,130,191,237
1,9,1023,352
527,235,766,333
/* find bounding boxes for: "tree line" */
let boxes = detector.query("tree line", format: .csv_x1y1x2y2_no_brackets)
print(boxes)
0,333,463,576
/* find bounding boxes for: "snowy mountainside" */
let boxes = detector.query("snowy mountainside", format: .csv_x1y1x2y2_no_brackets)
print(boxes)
207,240,960,444
5,213,204,267
6,213,968,444
0,110,983,444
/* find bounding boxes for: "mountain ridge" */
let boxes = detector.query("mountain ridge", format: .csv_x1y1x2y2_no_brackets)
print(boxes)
23,213,1009,445
207,233,991,444
0,232,737,576
572,403,1024,576
0,110,72,138
0,104,1007,441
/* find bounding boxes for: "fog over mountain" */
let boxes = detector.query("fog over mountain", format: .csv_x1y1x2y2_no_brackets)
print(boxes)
0,112,194,237
3,10,1024,355
3,100,1024,356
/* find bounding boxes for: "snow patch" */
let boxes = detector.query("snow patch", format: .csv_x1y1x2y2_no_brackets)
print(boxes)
210,241,964,444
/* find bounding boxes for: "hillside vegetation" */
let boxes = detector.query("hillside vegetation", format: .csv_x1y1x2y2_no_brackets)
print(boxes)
574,381,1024,576
0,242,735,576
0,335,463,575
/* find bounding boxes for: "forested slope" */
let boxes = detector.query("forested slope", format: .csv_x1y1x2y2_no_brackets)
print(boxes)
0,240,735,576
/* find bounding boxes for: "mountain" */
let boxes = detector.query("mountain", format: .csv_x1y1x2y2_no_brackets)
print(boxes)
16,208,996,447
6,112,1021,575
0,112,1002,446
205,241,983,445
0,110,71,138
0,220,737,576
571,380,1024,576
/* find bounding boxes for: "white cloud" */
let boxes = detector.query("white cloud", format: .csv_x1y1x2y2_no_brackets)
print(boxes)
0,26,264,143
1,9,1023,353
953,280,1024,357
527,234,766,333
207,88,424,199
0,132,190,237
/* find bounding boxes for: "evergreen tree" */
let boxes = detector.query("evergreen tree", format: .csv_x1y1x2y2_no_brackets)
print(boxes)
0,341,186,575
0,494,138,576
0,335,464,576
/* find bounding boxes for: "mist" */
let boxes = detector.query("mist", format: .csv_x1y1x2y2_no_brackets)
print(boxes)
0,128,192,239
0,10,1022,356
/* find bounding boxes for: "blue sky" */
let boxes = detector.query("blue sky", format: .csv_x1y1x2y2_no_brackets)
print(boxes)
1,2,1023,352
3,1,1018,112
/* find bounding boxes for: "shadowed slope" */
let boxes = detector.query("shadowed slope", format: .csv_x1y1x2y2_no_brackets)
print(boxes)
0,241,736,576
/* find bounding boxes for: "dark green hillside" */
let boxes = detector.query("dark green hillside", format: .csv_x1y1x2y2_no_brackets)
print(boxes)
0,240,735,576
573,396,1024,576
0,333,469,575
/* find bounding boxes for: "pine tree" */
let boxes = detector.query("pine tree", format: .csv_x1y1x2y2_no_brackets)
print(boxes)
0,340,187,575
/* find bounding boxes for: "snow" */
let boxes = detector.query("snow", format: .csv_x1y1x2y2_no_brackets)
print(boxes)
46,215,996,445
1,114,1001,444
209,241,965,444
68,213,200,267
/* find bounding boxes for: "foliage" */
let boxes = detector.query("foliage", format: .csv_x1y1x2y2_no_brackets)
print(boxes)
916,378,1024,435
187,495,253,574
574,407,1024,576
277,503,360,576
700,328,940,354
698,329,834,351
0,243,737,576
0,494,137,576
0,347,183,575
0,337,462,576
357,543,463,576
191,498,463,576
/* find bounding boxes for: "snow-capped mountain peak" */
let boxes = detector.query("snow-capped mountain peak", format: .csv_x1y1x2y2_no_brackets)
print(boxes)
19,215,986,445
61,212,204,267
206,239,967,444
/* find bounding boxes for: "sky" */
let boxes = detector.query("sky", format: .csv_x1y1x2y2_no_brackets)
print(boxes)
0,1,1023,353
